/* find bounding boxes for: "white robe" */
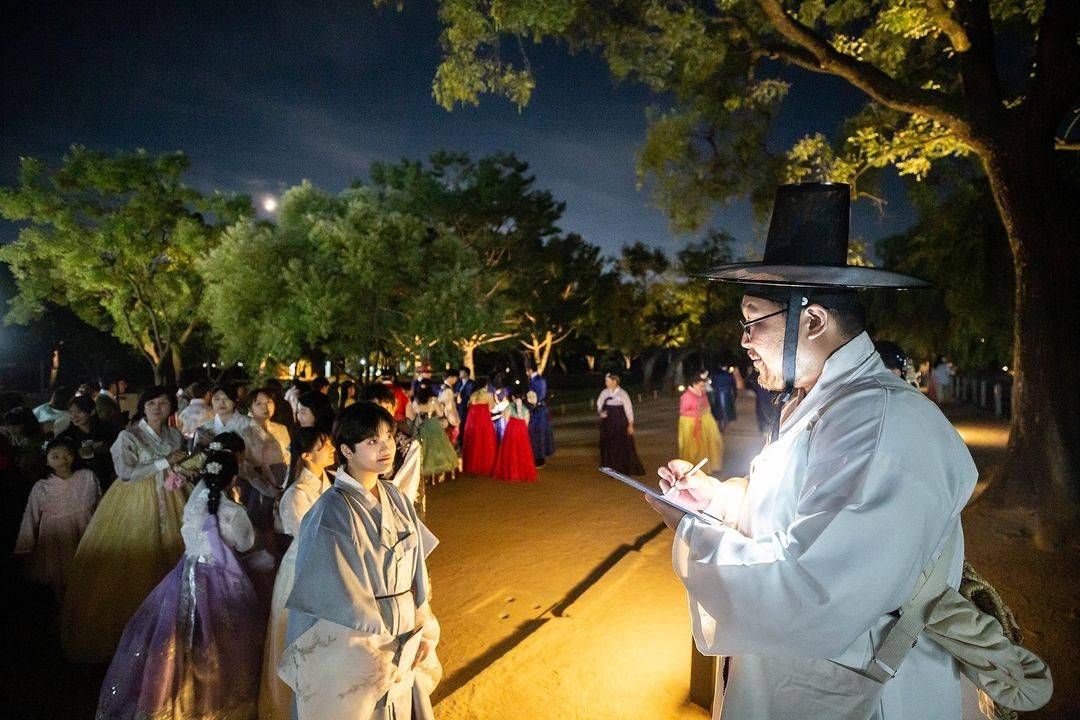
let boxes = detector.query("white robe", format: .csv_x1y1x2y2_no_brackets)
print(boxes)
673,332,977,720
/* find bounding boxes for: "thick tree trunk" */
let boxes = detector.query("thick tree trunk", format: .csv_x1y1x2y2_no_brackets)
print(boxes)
978,132,1080,544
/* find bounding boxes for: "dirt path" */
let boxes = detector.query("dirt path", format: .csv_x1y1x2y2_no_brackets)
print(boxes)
424,392,763,702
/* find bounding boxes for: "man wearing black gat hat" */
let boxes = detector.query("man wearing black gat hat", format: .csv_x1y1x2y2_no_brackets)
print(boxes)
646,183,981,719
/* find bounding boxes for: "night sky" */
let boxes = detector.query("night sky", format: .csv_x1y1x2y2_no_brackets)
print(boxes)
2,0,915,259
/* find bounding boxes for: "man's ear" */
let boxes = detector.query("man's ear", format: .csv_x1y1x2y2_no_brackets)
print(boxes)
805,304,830,340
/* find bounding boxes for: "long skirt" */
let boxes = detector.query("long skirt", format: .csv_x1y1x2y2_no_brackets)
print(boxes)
528,405,555,464
259,541,299,720
599,404,645,475
677,413,724,476
61,474,190,663
97,515,261,720
461,404,497,476
417,418,458,476
492,418,537,483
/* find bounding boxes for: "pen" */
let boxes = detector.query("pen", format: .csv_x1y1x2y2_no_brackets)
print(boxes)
665,457,708,496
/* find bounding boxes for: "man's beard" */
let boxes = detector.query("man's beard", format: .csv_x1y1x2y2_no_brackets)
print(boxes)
757,363,786,392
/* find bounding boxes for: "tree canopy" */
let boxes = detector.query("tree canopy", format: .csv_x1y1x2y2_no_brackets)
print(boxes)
0,146,250,383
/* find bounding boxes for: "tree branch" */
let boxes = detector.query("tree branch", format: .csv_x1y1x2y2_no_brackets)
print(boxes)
753,0,968,131
924,0,971,52
949,0,1002,124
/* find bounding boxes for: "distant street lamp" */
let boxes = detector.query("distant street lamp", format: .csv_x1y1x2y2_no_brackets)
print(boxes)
262,195,278,213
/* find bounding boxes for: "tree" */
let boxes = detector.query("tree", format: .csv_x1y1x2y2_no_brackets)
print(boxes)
0,146,249,383
427,0,1080,530
399,231,516,373
367,151,611,373
514,232,606,373
201,182,428,373
868,164,1013,370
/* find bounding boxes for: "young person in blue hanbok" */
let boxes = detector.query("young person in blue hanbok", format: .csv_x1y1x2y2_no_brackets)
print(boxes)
279,402,441,720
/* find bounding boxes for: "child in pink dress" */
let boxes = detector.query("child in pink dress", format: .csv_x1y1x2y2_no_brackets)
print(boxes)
15,436,101,599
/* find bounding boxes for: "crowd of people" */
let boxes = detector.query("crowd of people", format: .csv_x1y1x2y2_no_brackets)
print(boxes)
0,363,557,720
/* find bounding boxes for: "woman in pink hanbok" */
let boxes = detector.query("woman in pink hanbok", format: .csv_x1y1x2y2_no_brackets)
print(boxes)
15,437,100,599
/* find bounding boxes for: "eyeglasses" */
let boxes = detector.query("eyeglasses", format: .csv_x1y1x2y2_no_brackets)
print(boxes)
738,307,788,341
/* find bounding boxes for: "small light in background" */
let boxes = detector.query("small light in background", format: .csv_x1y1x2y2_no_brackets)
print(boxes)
237,361,244,368
262,195,278,213
677,385,686,392
1002,365,1008,372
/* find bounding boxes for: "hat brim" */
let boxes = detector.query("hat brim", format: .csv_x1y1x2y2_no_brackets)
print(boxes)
697,262,932,290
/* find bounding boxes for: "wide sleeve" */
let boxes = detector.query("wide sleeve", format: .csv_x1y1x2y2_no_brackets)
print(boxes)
286,495,385,635
14,484,43,554
280,483,317,537
79,470,102,510
407,505,439,609
596,390,607,414
217,500,256,552
673,450,955,660
111,430,169,482
620,389,635,424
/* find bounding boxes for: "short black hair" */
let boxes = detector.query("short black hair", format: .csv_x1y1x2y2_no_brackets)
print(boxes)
332,401,395,466
134,386,177,422
824,302,867,339
189,380,211,399
361,383,396,406
458,367,471,376
744,286,866,340
68,395,97,414
311,377,330,392
209,382,241,404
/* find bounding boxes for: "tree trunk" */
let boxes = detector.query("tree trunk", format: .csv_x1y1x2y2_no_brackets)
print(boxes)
171,343,183,385
977,132,1080,545
460,342,477,376
49,343,61,389
642,352,660,391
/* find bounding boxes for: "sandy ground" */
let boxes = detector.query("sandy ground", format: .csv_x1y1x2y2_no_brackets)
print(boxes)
423,392,765,703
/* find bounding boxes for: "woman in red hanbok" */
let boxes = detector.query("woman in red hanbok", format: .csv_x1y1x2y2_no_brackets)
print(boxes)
492,391,537,483
461,381,497,476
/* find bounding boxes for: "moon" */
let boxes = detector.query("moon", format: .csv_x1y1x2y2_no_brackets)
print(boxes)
262,196,278,212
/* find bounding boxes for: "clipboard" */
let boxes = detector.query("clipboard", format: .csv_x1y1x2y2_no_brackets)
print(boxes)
599,466,722,525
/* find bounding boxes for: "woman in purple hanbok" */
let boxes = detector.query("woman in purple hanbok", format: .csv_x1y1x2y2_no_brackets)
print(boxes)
97,448,261,720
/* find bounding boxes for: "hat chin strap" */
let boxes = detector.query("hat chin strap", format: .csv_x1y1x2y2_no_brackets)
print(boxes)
772,290,806,442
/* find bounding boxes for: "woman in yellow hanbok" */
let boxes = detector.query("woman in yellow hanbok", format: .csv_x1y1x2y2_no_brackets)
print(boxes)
678,374,724,475
60,387,189,663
